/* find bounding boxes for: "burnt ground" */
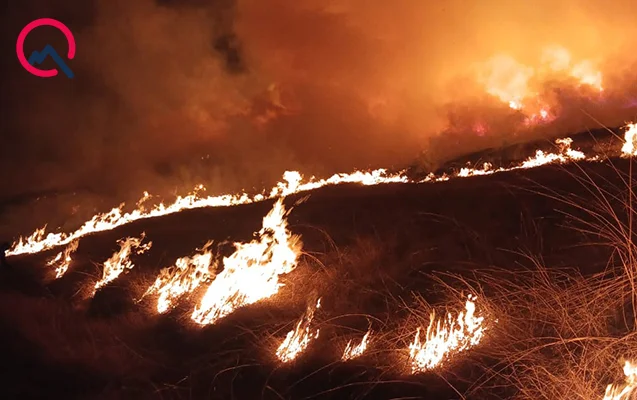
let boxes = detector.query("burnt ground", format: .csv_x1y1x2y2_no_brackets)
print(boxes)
0,156,634,400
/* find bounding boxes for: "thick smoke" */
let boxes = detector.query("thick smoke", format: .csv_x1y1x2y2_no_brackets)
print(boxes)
234,0,637,161
2,0,637,235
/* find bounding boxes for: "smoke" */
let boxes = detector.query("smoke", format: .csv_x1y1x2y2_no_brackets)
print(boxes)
2,0,637,235
233,0,637,161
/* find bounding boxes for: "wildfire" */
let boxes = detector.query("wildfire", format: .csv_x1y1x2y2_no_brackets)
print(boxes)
8,119,637,261
341,330,372,361
144,240,217,313
478,45,603,125
541,45,604,91
516,137,586,169
192,198,302,325
46,239,79,278
621,123,637,156
408,295,485,373
94,233,152,291
8,169,404,257
269,169,409,198
480,54,534,111
603,360,637,400
442,137,587,181
276,299,321,363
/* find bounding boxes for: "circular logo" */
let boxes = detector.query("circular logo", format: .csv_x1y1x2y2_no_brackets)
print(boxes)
16,18,75,78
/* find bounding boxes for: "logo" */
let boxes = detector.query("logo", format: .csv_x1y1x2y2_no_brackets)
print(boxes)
16,18,75,78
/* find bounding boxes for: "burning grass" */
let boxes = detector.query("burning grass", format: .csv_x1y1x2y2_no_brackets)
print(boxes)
6,131,637,398
433,157,637,400
407,294,486,373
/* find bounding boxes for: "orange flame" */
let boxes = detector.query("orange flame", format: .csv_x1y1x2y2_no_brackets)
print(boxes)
192,198,302,325
144,240,217,313
8,169,404,257
94,233,152,291
46,239,79,278
10,121,637,261
434,137,587,181
276,298,321,363
603,361,637,400
408,295,485,373
478,46,603,123
341,330,372,361
621,123,637,157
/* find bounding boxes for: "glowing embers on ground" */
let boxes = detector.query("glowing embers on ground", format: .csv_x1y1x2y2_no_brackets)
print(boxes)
341,330,372,361
94,233,152,291
603,361,637,400
192,198,302,325
144,241,217,313
276,299,321,363
408,295,485,373
46,239,79,278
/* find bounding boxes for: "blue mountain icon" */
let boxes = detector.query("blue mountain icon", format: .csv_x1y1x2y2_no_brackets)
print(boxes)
28,44,74,78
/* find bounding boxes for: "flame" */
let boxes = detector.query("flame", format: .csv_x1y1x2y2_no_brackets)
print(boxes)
408,295,485,373
517,137,586,169
480,55,534,109
94,233,152,291
450,137,586,180
621,123,637,156
341,330,372,361
276,299,321,363
46,239,79,279
8,169,404,257
603,361,637,400
144,241,217,313
191,198,302,325
10,119,637,261
479,46,603,122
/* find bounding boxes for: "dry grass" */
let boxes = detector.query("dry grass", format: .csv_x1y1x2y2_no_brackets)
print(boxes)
9,148,637,398
403,157,637,400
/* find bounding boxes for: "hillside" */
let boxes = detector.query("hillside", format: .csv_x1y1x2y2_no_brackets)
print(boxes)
1,153,634,399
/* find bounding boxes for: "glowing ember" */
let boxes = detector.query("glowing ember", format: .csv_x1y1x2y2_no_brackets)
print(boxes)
523,105,556,127
342,330,372,361
94,233,152,291
192,198,302,325
46,239,79,278
144,241,217,313
603,360,637,400
621,123,637,156
408,295,485,373
276,299,321,363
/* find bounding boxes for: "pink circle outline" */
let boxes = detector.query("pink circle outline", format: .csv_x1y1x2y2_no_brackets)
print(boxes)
16,18,75,78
